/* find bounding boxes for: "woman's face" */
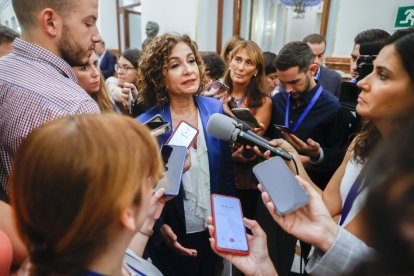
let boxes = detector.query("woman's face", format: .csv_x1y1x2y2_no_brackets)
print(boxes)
356,44,414,123
73,52,100,94
117,56,137,86
229,48,257,87
264,72,279,95
165,42,200,96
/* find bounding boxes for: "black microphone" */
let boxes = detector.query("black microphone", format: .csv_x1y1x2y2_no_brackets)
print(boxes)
233,117,269,144
207,113,292,160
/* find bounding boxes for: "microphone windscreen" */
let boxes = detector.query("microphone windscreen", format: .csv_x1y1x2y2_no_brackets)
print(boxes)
360,42,383,56
206,113,237,141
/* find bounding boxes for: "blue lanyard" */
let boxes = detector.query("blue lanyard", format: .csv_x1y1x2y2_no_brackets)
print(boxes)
339,173,365,226
314,67,321,81
236,94,247,107
284,86,323,132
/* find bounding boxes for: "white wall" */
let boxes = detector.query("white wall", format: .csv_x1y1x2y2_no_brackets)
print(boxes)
331,0,414,57
0,0,20,33
196,0,218,52
97,0,118,50
141,0,197,41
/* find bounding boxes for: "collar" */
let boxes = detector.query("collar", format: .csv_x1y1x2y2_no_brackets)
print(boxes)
291,83,321,107
12,38,78,82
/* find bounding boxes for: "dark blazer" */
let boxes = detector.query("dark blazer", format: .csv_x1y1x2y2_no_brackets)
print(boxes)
99,51,117,79
318,66,342,98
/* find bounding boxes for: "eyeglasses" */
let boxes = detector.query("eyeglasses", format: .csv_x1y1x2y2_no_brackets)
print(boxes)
114,64,136,73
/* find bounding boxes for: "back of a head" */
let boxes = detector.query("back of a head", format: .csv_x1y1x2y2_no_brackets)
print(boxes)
202,53,225,81
302,33,326,45
276,41,313,72
0,25,20,44
263,51,277,75
221,35,244,62
384,30,414,86
11,114,163,275
12,0,76,32
354,29,390,45
122,48,142,69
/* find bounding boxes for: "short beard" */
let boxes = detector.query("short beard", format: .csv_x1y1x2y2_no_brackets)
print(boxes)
59,24,92,67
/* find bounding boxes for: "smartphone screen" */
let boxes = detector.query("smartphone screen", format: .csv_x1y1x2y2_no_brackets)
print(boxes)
253,157,309,215
167,121,199,148
153,145,187,196
211,194,249,255
145,121,170,131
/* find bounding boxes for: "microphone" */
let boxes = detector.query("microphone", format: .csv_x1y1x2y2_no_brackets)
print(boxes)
207,113,292,160
233,117,269,144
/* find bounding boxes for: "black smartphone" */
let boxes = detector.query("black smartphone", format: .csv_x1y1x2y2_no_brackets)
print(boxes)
153,145,187,196
211,194,249,255
231,108,260,129
253,156,309,215
145,121,170,131
273,124,294,134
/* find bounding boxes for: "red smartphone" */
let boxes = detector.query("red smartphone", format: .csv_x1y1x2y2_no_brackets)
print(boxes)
166,120,199,148
211,194,249,256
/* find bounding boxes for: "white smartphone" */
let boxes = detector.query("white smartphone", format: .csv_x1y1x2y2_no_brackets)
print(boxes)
167,120,199,148
253,157,309,215
211,194,249,255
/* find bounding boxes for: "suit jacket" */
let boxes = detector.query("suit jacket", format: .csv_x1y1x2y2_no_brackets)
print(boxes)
137,96,235,235
318,66,342,98
99,51,117,79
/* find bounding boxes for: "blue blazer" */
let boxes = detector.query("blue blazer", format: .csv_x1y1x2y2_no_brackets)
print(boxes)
138,96,235,234
99,51,117,79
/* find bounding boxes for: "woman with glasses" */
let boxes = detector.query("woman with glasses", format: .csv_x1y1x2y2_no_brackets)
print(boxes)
106,48,145,116
137,34,235,276
72,51,114,113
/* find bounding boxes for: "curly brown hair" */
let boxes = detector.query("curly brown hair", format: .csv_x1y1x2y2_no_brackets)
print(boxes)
137,34,206,109
223,40,266,109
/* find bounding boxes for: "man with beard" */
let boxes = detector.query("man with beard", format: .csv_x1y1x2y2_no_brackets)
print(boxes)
256,41,347,276
0,0,101,202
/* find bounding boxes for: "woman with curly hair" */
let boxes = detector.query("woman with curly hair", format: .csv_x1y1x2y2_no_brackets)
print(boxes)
137,34,235,275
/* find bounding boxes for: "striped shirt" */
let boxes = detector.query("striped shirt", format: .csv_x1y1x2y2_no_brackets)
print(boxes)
0,38,100,201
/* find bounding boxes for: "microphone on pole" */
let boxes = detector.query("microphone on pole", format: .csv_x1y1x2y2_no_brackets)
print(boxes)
207,113,292,161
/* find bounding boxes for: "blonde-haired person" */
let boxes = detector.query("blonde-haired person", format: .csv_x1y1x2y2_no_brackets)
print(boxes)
72,51,114,113
223,40,272,219
11,114,166,275
137,34,235,276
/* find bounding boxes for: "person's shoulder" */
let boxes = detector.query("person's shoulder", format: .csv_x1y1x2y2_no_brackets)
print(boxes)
321,66,341,80
137,106,159,123
196,96,221,112
320,86,340,108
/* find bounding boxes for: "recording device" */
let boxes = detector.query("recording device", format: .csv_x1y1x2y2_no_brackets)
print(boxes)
273,124,294,134
211,194,249,255
153,145,187,196
231,108,261,129
143,114,171,137
211,79,230,91
206,113,292,160
167,120,199,148
356,41,383,82
253,157,309,215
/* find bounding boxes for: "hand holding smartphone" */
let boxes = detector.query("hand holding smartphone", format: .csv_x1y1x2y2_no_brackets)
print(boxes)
167,120,199,148
253,157,309,215
211,194,249,255
153,145,187,196
143,114,171,137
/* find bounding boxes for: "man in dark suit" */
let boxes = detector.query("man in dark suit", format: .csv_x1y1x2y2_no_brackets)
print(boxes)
303,33,342,97
95,40,116,79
